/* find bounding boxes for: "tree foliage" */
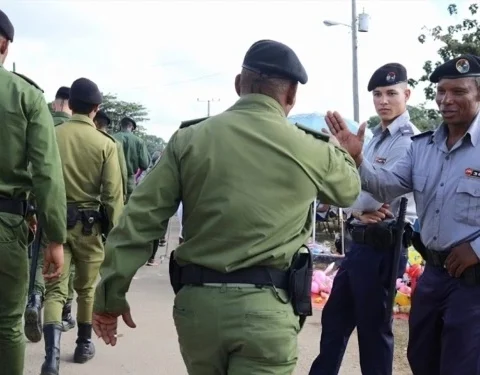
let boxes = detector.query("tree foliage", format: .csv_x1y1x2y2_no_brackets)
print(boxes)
410,2,480,101
366,104,442,131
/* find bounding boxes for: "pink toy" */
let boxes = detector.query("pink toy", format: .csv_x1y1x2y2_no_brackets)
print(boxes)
311,263,337,295
311,281,320,294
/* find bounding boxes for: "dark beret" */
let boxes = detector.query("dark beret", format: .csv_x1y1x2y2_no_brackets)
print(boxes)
95,110,111,125
55,86,70,100
0,10,14,42
70,78,102,105
242,39,308,84
367,63,407,92
121,116,137,130
430,54,480,83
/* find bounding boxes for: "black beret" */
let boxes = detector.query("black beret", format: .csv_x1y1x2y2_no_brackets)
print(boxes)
121,116,136,130
0,10,14,42
430,54,480,83
55,86,70,100
242,39,308,84
95,110,111,125
367,63,407,92
70,78,102,105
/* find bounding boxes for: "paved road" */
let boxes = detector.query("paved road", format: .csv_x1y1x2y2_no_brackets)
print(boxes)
25,219,411,375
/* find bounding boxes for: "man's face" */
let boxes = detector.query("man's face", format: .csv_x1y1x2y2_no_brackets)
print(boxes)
435,77,480,126
372,83,410,122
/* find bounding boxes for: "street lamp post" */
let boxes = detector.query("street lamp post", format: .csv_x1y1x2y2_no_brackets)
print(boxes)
323,0,369,123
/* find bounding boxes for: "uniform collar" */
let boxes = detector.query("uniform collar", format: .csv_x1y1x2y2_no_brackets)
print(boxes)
433,110,480,147
70,114,96,128
228,94,286,117
372,110,410,137
53,111,71,119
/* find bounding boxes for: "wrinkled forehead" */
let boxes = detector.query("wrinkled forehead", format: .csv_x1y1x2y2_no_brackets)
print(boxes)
437,77,478,91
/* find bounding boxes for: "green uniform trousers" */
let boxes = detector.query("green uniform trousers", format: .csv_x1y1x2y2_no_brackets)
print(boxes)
30,236,75,301
44,222,104,324
0,214,29,375
173,285,300,375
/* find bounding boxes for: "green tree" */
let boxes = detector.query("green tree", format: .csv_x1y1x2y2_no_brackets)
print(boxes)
410,2,480,101
366,104,442,131
100,93,150,133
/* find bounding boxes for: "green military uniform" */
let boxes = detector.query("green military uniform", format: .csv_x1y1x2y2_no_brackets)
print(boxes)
94,41,361,375
25,87,76,343
113,120,150,199
0,10,67,375
41,78,123,375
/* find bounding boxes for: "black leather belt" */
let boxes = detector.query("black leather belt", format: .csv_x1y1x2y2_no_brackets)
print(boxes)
180,264,289,290
425,248,480,285
0,198,27,216
348,223,396,248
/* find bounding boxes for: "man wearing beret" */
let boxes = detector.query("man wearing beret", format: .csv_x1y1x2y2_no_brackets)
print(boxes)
92,39,361,375
324,54,480,375
40,77,124,375
113,116,150,201
0,9,66,375
94,110,129,202
310,63,417,375
25,85,77,344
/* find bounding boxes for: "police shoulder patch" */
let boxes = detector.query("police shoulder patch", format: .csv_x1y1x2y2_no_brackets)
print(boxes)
411,130,434,141
179,116,210,129
295,122,330,142
399,124,414,136
12,72,44,93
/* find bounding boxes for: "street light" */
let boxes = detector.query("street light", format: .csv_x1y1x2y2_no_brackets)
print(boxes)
323,0,370,123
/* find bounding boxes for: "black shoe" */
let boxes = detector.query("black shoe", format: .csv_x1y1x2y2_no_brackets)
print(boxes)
40,324,62,375
24,293,43,343
73,323,96,364
61,300,76,332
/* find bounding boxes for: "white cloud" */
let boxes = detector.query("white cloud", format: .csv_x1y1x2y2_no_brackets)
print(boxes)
3,0,456,141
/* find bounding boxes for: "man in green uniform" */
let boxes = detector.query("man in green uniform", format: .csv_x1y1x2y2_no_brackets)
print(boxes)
113,116,150,200
41,78,124,375
94,110,128,202
92,39,361,375
0,10,67,375
25,85,76,344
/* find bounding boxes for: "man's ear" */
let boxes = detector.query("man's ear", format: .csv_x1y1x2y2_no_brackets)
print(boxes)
0,38,9,56
285,82,298,106
404,88,411,102
234,74,241,96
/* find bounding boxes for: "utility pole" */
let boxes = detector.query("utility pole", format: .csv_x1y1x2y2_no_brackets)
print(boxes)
12,62,16,72
197,98,220,116
351,0,360,123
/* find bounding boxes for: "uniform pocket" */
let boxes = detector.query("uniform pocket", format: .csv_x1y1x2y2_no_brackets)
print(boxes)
455,178,480,226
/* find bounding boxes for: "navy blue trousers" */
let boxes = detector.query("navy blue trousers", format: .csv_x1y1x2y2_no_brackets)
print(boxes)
407,264,480,375
309,242,407,375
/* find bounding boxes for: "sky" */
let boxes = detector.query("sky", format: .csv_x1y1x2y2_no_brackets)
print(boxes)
1,0,468,141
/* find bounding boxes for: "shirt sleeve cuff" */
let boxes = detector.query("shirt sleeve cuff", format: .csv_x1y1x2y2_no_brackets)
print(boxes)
470,237,480,260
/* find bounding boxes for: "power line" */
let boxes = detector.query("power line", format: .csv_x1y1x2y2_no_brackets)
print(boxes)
197,98,220,116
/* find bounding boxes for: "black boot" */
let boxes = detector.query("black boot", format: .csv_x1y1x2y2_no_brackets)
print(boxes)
40,324,62,375
61,300,76,332
73,323,96,364
24,292,43,343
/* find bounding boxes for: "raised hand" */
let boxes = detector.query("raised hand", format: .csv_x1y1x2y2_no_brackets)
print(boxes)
325,111,366,160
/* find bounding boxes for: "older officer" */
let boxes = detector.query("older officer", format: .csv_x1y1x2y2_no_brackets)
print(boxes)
25,85,76,343
94,110,128,201
92,39,361,375
325,54,480,375
113,116,150,200
0,10,66,375
41,78,124,375
310,64,417,375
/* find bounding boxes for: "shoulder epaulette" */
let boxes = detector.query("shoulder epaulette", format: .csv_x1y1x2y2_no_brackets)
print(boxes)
12,72,44,93
295,122,330,142
399,124,414,136
97,129,117,143
411,130,434,141
179,116,210,129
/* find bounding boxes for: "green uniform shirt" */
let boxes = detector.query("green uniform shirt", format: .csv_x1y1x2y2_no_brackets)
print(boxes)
112,131,150,176
0,64,67,243
55,114,124,230
52,111,71,126
94,94,361,314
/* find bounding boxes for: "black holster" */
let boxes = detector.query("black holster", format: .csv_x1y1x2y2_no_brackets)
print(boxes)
99,205,110,237
411,232,427,260
169,250,183,295
288,247,313,326
66,204,101,235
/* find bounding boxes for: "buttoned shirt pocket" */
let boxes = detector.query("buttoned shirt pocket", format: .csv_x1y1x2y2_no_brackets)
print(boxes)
455,178,480,226
412,174,427,211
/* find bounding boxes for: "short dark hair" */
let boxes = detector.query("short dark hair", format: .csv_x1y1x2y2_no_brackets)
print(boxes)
120,117,134,128
239,68,292,99
95,117,109,128
69,98,96,115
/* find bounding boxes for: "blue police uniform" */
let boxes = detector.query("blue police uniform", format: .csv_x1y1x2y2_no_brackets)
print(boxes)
357,55,480,375
310,63,417,375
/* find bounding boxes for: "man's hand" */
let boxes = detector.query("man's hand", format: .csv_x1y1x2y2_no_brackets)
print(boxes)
93,310,137,347
325,111,366,161
445,242,480,278
321,128,341,148
43,242,64,280
357,204,393,224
